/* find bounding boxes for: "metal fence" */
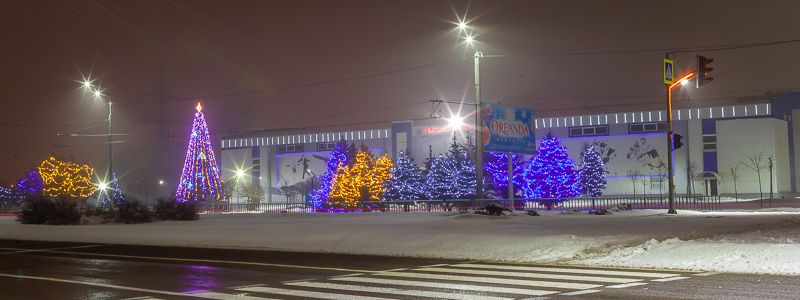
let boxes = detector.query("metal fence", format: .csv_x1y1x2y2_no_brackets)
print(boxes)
198,195,721,214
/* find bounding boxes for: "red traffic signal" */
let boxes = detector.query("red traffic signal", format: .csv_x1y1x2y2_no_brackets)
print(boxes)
697,55,714,88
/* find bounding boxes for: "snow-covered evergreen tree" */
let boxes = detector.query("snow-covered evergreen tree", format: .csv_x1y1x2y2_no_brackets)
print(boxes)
579,145,608,197
383,152,426,201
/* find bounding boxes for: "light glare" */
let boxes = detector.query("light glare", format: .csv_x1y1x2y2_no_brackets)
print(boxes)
447,115,465,130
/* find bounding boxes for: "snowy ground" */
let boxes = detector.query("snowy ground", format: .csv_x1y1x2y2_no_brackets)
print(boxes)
0,209,798,275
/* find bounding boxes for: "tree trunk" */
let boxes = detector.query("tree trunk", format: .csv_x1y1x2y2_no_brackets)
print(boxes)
733,177,738,202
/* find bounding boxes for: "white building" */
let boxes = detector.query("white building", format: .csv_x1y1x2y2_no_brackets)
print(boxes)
219,94,800,203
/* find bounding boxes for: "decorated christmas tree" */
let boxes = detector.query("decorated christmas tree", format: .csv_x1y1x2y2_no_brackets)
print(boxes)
383,151,426,201
175,103,224,203
521,133,580,205
425,154,457,200
327,149,392,209
484,152,525,199
579,145,608,197
454,150,477,199
16,168,43,194
97,173,125,208
310,140,347,209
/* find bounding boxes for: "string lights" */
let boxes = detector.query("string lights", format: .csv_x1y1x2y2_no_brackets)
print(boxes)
37,157,97,198
175,102,224,203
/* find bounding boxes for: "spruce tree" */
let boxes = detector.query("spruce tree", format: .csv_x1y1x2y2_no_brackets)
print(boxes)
579,145,608,197
484,152,525,199
383,152,426,201
310,140,347,209
521,133,580,206
425,154,457,200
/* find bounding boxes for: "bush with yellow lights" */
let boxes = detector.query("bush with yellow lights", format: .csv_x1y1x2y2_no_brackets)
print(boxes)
37,157,97,199
327,148,393,210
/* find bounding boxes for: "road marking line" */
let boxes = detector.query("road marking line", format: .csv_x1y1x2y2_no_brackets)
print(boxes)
0,272,202,298
453,263,680,278
287,281,514,300
417,267,640,283
0,249,369,273
606,282,649,289
238,286,391,300
120,297,165,300
418,263,451,268
230,283,267,289
693,272,720,276
381,268,407,272
651,276,690,282
331,276,560,296
373,271,601,290
559,289,602,296
0,244,106,255
191,292,280,300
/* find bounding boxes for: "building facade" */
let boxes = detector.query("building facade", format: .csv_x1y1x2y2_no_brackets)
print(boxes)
220,93,800,203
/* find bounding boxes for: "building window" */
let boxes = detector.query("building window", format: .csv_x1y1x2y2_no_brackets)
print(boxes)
568,125,609,137
277,144,303,153
703,135,717,152
629,122,666,133
317,142,338,151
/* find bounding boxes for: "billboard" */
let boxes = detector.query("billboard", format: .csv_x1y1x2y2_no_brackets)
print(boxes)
481,103,536,154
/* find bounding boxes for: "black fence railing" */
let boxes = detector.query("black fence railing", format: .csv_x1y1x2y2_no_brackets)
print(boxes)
198,195,721,214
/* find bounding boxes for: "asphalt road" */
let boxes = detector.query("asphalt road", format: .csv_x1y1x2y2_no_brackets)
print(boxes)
0,240,797,300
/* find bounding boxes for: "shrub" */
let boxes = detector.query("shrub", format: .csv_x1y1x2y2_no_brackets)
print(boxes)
47,196,81,225
115,199,154,224
17,195,54,224
17,195,81,225
155,198,199,221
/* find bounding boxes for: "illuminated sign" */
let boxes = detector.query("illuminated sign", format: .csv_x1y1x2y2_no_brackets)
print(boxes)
482,103,536,154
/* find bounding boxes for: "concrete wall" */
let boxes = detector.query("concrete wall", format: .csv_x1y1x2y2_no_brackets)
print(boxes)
716,118,791,194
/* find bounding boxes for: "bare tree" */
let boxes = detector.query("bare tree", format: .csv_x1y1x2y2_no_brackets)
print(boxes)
729,165,740,201
626,169,641,197
239,183,265,205
683,161,701,195
740,152,766,206
656,164,667,197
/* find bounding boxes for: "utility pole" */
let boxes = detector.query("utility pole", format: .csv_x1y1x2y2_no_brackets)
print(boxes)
108,101,113,187
664,54,695,215
474,51,484,200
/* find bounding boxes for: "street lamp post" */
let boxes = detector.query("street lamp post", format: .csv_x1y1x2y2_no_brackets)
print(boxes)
666,72,695,214
473,51,485,199
84,81,114,188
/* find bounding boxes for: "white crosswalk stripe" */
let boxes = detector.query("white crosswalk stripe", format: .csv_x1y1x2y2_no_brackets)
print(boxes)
417,267,642,283
453,263,681,278
331,276,560,296
238,286,393,300
286,281,514,300
191,291,281,300
372,271,603,290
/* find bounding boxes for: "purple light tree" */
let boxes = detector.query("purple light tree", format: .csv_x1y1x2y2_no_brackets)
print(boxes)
175,103,224,203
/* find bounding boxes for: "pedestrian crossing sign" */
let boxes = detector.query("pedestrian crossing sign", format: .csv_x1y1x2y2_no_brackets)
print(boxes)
664,59,674,84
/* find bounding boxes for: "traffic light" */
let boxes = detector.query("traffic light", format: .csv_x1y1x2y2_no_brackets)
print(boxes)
673,133,684,150
696,55,714,88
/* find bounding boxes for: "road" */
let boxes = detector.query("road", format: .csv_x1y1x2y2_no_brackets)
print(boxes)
0,240,797,299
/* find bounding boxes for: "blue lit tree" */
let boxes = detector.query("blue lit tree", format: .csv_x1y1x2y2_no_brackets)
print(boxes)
15,168,43,195
521,133,580,206
454,150,477,199
484,152,525,199
425,154,457,200
383,151,426,201
310,140,348,209
579,145,608,197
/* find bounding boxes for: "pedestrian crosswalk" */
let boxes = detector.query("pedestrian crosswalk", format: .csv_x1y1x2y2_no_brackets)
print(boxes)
161,262,701,299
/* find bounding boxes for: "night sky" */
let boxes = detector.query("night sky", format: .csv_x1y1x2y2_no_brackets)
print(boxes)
2,0,799,196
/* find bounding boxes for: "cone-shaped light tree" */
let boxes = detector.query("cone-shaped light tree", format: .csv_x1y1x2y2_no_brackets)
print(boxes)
579,145,608,197
521,133,580,205
484,152,525,199
310,140,347,209
425,154,457,200
175,103,224,203
383,151,426,201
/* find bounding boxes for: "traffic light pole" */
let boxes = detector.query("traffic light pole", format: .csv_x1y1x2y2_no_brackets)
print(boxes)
666,71,695,215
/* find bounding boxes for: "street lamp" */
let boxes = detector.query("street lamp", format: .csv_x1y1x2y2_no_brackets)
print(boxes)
666,71,695,214
81,79,114,188
455,20,486,199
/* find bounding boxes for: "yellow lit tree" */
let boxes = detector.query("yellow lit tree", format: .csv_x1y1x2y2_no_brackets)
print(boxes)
37,157,97,198
327,149,393,209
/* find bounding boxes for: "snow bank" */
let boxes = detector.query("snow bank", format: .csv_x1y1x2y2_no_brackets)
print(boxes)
1,209,798,275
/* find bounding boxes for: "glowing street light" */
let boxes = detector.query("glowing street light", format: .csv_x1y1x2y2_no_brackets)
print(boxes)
82,79,93,89
446,115,465,130
464,34,475,45
235,169,246,180
97,181,109,191
158,179,164,186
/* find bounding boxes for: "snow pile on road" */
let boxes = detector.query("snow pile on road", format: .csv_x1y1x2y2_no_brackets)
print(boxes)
0,209,798,275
